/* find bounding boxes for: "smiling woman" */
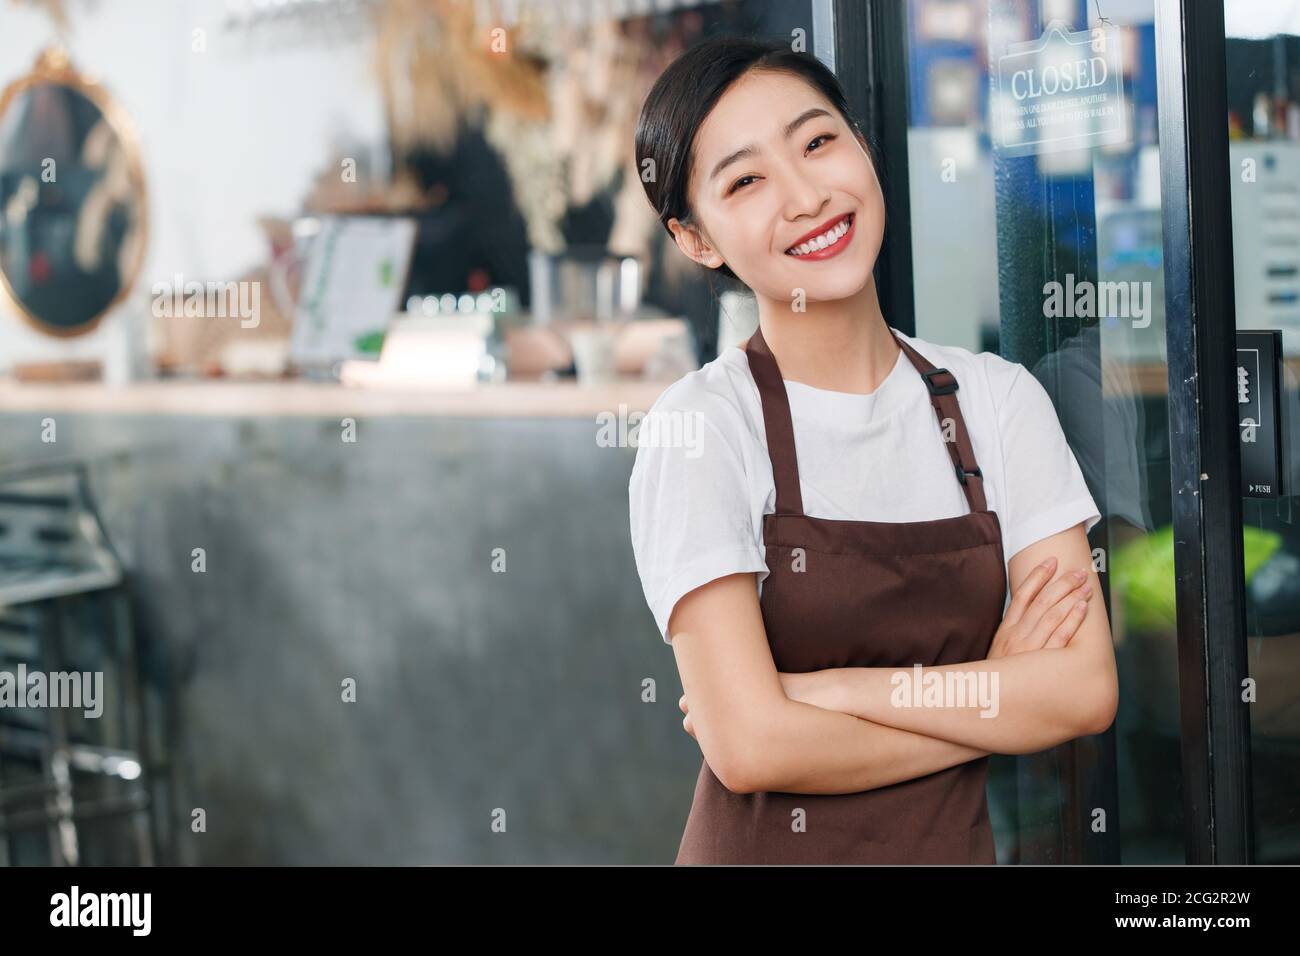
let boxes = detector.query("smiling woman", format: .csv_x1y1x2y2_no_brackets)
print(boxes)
635,40,887,289
628,37,1114,865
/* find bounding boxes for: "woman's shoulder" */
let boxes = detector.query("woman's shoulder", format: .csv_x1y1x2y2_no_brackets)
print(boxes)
891,327,1023,402
640,343,757,434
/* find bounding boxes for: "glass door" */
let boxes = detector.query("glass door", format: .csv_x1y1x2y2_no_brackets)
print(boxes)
850,0,1251,862
1221,0,1300,864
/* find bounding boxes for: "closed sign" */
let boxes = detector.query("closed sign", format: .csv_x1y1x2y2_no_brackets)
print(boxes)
993,21,1129,157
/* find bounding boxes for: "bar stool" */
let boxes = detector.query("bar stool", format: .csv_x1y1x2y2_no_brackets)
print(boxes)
0,460,169,865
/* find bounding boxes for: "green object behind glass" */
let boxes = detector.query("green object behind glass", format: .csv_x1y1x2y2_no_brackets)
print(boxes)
1111,523,1282,633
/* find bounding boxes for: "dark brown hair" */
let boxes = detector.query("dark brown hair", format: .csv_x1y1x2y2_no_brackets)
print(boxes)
634,36,884,283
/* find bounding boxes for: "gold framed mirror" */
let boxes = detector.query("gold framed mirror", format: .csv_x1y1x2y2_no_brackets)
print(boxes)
0,46,148,338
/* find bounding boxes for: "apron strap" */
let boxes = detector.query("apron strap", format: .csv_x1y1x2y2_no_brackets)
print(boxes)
893,334,989,514
744,324,991,517
744,326,805,516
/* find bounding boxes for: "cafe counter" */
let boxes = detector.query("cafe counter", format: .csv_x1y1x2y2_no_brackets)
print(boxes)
0,375,692,865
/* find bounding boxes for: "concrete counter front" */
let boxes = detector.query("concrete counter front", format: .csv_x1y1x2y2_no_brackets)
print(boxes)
0,378,692,864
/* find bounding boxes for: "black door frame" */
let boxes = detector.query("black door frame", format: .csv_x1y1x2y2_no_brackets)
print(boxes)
825,0,916,337
837,0,1255,863
1153,0,1253,865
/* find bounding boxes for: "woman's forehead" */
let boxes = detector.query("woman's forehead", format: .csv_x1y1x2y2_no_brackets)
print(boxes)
692,74,834,181
698,75,830,150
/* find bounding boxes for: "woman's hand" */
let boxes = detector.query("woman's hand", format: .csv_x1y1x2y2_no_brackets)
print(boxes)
987,555,1093,659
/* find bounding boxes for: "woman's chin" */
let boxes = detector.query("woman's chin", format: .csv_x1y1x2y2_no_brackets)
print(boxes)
772,255,875,301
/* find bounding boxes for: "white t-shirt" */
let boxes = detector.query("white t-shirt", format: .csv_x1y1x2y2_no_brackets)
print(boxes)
628,326,1102,643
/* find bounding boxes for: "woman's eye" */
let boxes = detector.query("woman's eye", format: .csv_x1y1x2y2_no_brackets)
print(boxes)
727,135,836,193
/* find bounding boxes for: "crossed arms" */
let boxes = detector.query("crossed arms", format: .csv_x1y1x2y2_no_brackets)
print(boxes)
666,522,1118,795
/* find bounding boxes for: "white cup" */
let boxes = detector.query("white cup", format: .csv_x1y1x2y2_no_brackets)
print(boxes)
570,327,618,385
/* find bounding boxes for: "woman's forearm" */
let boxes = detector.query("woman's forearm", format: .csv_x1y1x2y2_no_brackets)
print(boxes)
734,697,990,795
820,646,1112,755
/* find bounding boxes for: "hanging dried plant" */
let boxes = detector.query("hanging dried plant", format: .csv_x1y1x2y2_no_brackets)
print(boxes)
371,2,681,260
481,14,662,255
373,0,549,157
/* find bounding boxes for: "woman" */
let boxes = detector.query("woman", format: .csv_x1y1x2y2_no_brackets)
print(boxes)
627,37,1118,865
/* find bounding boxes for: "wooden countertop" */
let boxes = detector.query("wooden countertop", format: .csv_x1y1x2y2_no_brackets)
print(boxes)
0,378,671,419
4,355,1293,416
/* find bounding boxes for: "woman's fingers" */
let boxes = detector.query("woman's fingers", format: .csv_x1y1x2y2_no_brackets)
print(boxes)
1026,567,1088,622
994,558,1096,658
1026,582,1093,648
1043,597,1090,649
1004,556,1058,626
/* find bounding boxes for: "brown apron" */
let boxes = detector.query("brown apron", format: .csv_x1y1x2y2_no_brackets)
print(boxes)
675,325,1008,865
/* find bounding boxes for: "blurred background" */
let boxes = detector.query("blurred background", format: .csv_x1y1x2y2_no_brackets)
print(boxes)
0,0,1296,865
0,0,815,867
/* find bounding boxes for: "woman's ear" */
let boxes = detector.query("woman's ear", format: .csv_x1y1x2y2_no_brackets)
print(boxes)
667,217,726,271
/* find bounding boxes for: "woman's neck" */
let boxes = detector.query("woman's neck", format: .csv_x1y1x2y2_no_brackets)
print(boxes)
753,274,900,395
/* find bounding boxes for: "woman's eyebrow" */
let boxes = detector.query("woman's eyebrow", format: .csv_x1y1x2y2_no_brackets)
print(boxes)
707,107,834,183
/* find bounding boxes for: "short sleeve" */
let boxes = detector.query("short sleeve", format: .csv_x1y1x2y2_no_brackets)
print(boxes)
628,405,768,643
996,362,1102,561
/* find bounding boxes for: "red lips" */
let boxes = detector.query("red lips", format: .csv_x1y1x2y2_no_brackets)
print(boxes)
784,212,856,261
784,212,853,253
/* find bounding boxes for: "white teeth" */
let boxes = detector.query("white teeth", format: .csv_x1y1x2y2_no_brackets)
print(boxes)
787,217,850,256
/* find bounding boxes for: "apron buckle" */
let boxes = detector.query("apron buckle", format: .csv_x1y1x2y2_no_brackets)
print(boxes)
955,462,983,485
922,367,959,395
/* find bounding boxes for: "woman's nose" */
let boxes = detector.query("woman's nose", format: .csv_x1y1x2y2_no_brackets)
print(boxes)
778,164,830,221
